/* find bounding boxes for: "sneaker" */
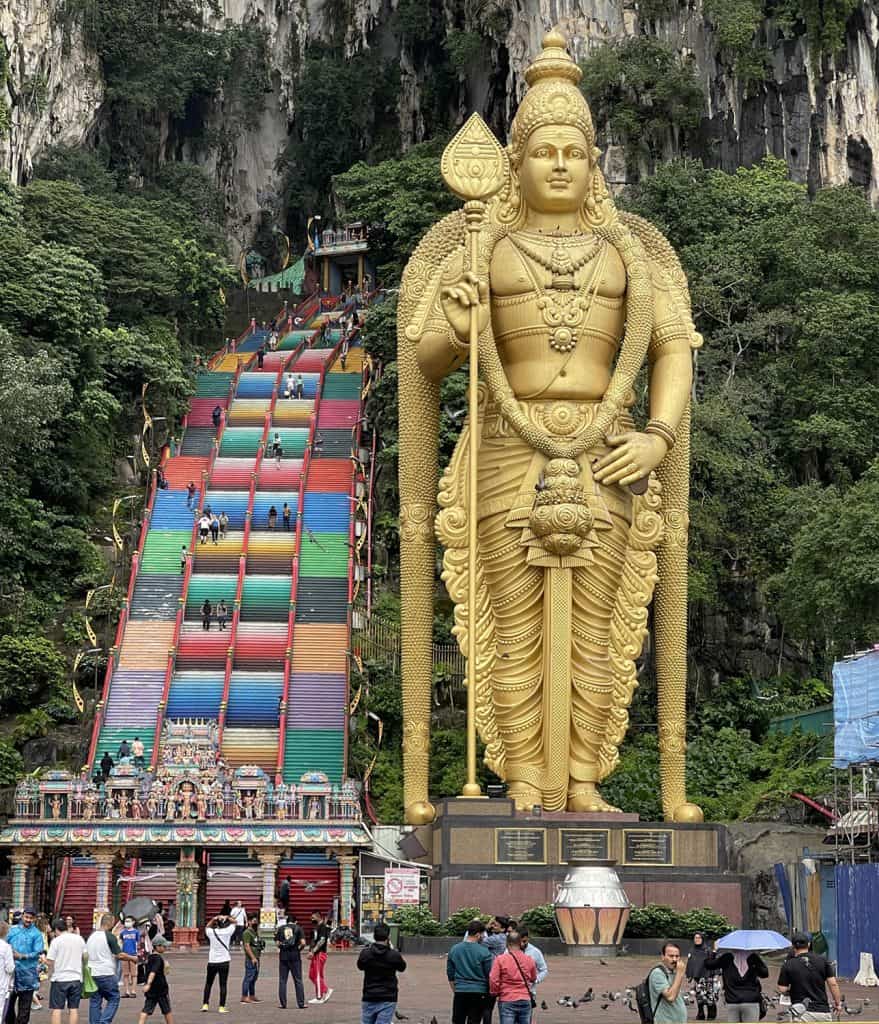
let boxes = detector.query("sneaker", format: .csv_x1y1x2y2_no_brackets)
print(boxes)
308,998,321,1004
219,1008,229,1015
321,989,334,1004
201,1006,209,1013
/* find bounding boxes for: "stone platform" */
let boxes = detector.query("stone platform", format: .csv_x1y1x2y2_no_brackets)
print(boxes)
414,799,746,925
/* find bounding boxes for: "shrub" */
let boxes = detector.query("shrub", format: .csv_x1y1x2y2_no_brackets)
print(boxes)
624,903,733,938
392,905,443,936
443,906,489,936
519,904,558,938
0,742,24,785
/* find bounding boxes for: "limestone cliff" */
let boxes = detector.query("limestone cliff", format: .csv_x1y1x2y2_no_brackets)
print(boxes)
3,0,878,246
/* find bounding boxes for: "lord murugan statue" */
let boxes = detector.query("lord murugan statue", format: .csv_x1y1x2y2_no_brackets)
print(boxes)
398,30,704,825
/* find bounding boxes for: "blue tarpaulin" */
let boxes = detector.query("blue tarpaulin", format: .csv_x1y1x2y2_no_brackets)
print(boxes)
836,862,879,977
832,650,879,767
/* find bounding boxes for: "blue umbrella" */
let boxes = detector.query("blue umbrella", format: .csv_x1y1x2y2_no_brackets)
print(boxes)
716,929,791,951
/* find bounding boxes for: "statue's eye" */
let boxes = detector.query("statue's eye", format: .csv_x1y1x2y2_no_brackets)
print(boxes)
569,148,585,158
533,147,550,158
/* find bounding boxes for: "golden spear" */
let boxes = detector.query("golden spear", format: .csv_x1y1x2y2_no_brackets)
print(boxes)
440,114,508,798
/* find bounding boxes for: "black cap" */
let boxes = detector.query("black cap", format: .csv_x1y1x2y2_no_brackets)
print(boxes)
791,931,811,947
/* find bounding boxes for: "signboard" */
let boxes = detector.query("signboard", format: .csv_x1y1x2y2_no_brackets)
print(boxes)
383,867,421,905
559,828,610,864
623,829,674,866
495,828,546,865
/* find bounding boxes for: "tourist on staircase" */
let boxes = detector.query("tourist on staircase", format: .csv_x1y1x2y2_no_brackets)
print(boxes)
282,503,291,531
131,739,145,771
210,515,220,545
202,915,235,1014
198,515,210,546
186,482,196,510
217,601,228,632
218,513,228,541
180,546,189,575
268,506,277,531
212,406,223,430
201,600,212,632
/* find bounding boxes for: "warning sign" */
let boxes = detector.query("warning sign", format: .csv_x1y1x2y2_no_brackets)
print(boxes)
383,867,421,905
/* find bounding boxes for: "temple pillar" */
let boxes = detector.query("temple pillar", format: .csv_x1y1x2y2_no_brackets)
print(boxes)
322,258,329,292
93,850,117,924
10,849,38,912
357,255,364,289
257,848,282,934
338,853,357,928
174,847,200,950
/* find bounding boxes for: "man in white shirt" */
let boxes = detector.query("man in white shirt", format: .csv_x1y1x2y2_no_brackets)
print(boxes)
85,914,137,1024
202,914,236,1013
0,921,15,1024
230,902,247,948
46,918,87,1024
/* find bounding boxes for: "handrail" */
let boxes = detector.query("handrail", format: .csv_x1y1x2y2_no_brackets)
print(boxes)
276,322,356,782
366,426,377,618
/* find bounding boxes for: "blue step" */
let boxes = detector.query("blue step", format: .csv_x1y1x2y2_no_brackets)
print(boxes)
237,373,276,398
150,490,197,530
201,490,250,529
303,493,351,533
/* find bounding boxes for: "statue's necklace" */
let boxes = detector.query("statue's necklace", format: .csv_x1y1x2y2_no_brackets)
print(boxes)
511,231,602,289
510,232,607,353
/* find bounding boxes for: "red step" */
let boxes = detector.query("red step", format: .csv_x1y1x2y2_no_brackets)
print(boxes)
188,398,229,427
307,460,353,492
164,456,210,490
59,860,98,938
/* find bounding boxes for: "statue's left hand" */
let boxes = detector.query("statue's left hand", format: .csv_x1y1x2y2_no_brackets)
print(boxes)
593,431,668,487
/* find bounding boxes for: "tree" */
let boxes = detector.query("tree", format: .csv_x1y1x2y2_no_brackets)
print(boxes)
0,634,67,714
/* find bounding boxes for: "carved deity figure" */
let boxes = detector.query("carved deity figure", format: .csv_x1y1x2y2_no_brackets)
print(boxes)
50,795,62,820
398,30,704,824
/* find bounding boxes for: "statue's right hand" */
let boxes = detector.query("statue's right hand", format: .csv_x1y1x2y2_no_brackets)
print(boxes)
440,271,489,343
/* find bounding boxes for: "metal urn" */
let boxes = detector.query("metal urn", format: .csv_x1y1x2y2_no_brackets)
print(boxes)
554,860,631,957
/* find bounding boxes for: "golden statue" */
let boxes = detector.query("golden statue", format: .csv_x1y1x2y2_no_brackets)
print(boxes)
397,29,704,825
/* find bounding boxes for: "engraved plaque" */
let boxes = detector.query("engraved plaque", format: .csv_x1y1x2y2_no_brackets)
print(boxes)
559,828,610,864
623,829,673,866
495,827,546,865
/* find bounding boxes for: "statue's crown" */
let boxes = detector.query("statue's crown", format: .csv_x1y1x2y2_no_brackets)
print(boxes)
524,29,583,87
510,29,594,165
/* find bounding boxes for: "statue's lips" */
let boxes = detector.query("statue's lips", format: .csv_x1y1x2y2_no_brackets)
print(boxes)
549,179,572,189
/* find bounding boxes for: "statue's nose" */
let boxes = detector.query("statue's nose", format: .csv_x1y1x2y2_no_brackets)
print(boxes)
554,150,567,171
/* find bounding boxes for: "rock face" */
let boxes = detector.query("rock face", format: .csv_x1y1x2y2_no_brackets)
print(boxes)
3,0,879,244
0,0,103,182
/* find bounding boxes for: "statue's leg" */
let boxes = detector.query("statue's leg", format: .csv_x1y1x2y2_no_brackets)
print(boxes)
478,509,545,802
568,516,629,812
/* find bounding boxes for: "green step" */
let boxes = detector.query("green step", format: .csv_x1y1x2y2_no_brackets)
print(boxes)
187,574,238,610
95,728,154,764
282,729,344,783
219,428,263,456
140,531,192,574
264,428,309,456
241,576,290,610
278,332,313,352
298,533,349,578
321,374,361,398
196,373,235,397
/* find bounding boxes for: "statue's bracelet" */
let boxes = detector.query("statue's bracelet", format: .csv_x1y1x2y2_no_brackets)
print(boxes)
645,419,676,449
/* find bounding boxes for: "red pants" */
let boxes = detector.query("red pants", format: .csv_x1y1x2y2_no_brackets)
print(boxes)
308,952,328,999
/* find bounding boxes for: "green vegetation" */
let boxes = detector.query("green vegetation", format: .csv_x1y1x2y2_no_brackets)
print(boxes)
580,38,704,163
0,155,230,769
625,905,733,938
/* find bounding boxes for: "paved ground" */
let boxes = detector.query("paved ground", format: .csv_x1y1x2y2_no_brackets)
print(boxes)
90,950,875,1024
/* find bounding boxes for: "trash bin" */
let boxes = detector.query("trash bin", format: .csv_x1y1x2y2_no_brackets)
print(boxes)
388,923,400,948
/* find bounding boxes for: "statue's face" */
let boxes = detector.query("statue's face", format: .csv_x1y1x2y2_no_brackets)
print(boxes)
517,124,591,215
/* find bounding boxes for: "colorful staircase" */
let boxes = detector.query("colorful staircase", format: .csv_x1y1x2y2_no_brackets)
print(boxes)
88,303,365,797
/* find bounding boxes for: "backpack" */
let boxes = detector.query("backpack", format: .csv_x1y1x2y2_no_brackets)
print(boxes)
635,966,665,1024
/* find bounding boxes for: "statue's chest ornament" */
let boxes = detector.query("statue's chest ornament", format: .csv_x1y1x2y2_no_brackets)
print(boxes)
509,232,608,354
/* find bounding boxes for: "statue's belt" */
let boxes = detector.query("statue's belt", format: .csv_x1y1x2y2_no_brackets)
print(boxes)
480,398,635,440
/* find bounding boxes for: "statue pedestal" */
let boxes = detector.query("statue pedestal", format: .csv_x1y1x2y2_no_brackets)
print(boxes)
173,927,200,950
415,799,745,927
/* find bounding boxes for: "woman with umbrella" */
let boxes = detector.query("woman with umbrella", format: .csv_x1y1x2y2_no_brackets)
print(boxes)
705,930,773,1022
687,932,720,1020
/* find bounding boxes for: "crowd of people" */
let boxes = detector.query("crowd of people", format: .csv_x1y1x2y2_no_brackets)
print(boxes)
648,932,841,1023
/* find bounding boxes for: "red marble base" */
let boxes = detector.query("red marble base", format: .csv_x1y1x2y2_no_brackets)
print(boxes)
173,927,200,950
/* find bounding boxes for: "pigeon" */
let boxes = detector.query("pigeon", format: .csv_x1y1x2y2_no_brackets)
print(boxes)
395,1014,409,1022
600,959,608,965
582,989,594,1002
844,1001,864,1015
541,1002,548,1011
430,1017,438,1024
601,1003,609,1010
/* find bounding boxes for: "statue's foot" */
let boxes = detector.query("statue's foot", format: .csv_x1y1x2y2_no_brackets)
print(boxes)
567,784,622,813
507,782,542,812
